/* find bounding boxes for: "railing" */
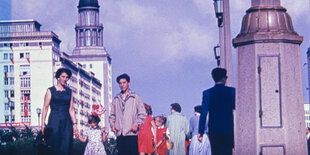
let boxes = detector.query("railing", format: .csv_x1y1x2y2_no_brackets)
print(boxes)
0,31,59,38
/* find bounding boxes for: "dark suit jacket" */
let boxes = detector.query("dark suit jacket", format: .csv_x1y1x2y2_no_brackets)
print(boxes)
199,83,235,136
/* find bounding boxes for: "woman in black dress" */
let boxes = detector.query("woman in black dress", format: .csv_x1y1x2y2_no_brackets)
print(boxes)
41,68,78,154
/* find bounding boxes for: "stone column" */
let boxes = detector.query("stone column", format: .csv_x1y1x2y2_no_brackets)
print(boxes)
232,0,307,154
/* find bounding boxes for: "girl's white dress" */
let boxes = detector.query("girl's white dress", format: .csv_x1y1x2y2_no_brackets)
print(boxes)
84,127,106,155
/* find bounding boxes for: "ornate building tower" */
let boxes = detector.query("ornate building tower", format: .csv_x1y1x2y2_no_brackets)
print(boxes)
70,0,112,128
232,0,307,154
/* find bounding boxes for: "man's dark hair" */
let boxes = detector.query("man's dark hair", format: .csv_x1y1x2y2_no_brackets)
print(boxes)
211,67,227,82
88,115,101,124
116,73,130,83
194,105,201,113
171,103,182,113
55,68,72,79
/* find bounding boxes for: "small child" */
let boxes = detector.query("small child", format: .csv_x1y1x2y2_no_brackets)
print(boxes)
138,104,155,155
77,115,107,155
154,115,170,155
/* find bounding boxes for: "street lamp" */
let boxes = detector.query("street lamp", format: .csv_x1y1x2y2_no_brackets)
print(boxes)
8,101,14,127
214,45,220,67
213,0,223,27
36,108,41,126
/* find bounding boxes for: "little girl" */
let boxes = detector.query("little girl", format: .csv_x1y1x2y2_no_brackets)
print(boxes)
77,115,107,155
138,104,155,155
154,115,170,155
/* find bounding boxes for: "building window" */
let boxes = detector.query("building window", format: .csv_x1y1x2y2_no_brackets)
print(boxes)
21,116,31,122
20,103,30,113
20,65,30,75
83,64,86,69
5,116,9,123
4,65,8,72
21,103,24,112
28,103,31,112
9,65,14,72
80,30,84,46
89,64,92,68
9,77,14,85
26,42,29,46
10,90,14,98
4,103,9,110
21,78,30,87
9,53,13,59
4,78,8,85
3,53,8,60
20,53,24,59
4,90,8,98
4,43,7,47
86,29,91,46
21,90,31,100
26,52,30,58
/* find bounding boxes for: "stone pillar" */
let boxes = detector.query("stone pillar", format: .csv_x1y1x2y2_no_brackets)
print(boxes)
232,0,307,154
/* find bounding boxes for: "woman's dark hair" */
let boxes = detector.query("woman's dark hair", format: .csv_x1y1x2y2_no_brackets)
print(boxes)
170,103,182,113
55,68,72,79
144,103,152,115
116,73,130,83
156,115,167,125
88,115,101,124
211,67,227,82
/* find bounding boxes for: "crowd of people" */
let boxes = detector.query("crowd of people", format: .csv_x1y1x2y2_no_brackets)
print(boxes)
39,67,235,155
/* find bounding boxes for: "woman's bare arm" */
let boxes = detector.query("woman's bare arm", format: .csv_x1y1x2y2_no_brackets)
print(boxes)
41,89,51,134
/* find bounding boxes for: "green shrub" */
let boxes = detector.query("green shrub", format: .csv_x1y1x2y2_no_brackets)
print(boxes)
0,127,118,155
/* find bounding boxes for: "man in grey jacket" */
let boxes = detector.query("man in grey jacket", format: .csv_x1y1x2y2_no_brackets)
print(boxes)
109,73,147,155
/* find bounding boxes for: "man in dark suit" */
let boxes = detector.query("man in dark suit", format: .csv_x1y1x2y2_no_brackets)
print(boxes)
198,67,235,155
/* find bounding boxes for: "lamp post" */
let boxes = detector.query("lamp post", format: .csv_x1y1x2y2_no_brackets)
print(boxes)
307,47,310,105
213,0,233,86
8,101,14,127
36,108,41,126
213,0,224,70
213,0,223,27
214,45,220,67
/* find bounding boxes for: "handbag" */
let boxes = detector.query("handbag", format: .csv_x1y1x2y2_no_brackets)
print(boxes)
33,127,52,150
33,131,49,148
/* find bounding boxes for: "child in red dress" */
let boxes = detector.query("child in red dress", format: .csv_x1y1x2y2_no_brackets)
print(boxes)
138,104,155,155
154,116,170,155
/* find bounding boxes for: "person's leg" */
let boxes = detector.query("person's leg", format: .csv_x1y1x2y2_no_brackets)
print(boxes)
220,135,233,155
129,135,138,155
117,135,126,155
209,134,221,155
121,135,139,155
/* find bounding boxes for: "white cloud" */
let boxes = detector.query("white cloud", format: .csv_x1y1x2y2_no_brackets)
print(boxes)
101,0,217,66
282,0,309,18
192,0,214,15
161,21,216,63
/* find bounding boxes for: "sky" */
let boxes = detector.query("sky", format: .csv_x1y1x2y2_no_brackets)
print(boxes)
0,0,309,119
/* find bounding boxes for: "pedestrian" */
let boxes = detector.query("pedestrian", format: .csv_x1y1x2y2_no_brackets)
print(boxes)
109,73,147,155
41,68,78,154
307,127,310,155
77,115,107,155
198,67,235,155
166,103,189,155
138,104,155,155
154,115,170,155
189,105,211,155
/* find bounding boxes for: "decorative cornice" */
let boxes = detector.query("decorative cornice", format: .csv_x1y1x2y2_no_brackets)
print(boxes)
233,5,303,47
